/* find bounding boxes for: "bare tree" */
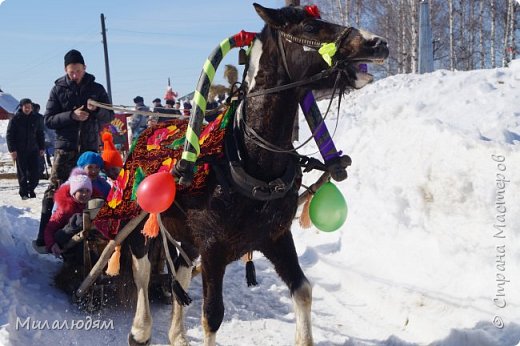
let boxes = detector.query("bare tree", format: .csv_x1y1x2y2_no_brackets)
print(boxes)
502,0,511,66
468,0,475,70
491,0,497,68
410,0,418,73
478,0,485,68
449,0,456,70
311,0,517,76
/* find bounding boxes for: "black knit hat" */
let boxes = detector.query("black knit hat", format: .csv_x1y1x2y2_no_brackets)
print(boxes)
19,98,32,106
152,98,161,103
133,96,144,103
64,49,85,67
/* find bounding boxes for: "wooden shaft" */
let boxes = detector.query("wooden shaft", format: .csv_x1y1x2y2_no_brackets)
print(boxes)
75,211,148,297
298,172,330,205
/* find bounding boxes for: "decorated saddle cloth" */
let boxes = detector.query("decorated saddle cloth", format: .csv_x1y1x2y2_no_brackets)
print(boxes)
93,104,235,239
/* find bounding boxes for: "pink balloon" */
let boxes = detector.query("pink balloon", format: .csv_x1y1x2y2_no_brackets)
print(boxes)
136,172,176,213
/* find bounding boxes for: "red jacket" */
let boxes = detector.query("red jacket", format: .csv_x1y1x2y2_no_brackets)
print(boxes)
44,184,86,251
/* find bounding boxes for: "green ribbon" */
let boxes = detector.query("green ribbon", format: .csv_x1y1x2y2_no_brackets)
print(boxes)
318,42,337,67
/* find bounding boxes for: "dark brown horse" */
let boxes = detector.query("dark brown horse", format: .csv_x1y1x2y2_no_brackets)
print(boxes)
126,3,388,346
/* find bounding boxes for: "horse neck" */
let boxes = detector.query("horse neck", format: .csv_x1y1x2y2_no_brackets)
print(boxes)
242,34,299,179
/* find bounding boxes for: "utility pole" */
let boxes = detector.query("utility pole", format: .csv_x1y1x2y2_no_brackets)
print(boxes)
100,13,112,102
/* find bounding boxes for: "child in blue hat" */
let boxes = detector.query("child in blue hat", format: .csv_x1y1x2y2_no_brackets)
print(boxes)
76,151,111,198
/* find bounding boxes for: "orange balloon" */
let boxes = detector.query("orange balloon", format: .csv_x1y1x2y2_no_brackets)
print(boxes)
136,172,176,213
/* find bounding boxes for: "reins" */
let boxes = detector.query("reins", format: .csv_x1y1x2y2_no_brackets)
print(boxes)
89,100,184,119
236,24,352,158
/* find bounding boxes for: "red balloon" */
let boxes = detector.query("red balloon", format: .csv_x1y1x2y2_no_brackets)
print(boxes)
136,172,176,213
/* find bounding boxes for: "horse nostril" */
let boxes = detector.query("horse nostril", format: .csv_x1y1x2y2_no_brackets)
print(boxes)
372,38,387,48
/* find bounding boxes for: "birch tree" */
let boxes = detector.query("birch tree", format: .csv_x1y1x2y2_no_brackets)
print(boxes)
449,0,456,70
491,0,497,67
478,0,485,68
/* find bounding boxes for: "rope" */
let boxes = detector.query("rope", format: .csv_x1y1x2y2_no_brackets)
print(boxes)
90,100,184,119
157,213,193,268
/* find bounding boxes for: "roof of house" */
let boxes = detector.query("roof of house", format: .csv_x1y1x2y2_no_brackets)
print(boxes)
0,92,19,114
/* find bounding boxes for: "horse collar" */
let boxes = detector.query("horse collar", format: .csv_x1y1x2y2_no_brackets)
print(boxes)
223,102,299,202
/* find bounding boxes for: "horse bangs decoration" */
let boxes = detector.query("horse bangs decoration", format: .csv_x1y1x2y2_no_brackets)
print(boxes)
78,3,388,346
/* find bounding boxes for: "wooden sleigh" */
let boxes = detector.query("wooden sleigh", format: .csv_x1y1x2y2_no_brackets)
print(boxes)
67,164,333,313
60,198,174,312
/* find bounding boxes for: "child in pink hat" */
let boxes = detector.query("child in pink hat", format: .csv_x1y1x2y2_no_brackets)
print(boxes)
44,168,92,256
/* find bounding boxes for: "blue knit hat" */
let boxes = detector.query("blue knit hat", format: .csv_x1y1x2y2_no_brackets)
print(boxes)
77,151,104,169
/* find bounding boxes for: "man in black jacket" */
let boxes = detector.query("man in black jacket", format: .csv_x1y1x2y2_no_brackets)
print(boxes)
6,98,45,200
33,49,114,251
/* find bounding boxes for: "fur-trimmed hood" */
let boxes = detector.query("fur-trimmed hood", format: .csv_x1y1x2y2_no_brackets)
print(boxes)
54,183,86,215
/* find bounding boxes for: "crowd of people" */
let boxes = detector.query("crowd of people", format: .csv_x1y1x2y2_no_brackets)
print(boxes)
6,48,205,263
128,95,189,136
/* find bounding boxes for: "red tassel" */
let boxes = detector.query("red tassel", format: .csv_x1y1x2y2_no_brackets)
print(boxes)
142,213,160,238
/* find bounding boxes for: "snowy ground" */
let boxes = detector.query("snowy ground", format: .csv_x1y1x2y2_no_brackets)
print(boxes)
1,61,520,346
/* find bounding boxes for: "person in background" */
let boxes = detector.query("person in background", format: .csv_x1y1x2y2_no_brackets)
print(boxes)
147,115,159,127
100,132,124,180
166,99,181,115
76,151,111,199
44,168,92,257
183,100,192,117
37,103,56,170
32,103,48,179
6,98,45,199
152,98,162,111
153,99,179,123
173,100,182,115
129,96,149,140
33,49,114,252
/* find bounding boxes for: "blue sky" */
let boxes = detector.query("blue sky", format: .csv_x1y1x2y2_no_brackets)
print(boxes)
0,0,284,107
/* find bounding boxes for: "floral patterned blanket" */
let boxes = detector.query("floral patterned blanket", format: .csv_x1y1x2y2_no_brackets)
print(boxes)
93,104,234,239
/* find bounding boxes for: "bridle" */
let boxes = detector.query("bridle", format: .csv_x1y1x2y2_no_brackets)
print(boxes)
237,24,353,156
224,23,353,201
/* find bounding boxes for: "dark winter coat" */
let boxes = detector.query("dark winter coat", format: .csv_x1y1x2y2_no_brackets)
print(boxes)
44,72,114,153
6,109,45,154
129,103,149,139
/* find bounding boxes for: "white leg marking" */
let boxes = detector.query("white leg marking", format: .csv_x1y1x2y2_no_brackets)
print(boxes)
169,265,193,346
293,280,314,346
130,254,153,343
201,314,216,346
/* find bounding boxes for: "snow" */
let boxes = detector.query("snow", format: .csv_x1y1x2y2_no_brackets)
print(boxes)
1,61,520,346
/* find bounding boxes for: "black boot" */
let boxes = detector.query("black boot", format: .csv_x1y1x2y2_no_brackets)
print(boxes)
35,196,54,245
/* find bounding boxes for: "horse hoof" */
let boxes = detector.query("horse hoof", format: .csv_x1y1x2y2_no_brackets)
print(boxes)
171,336,190,346
128,333,150,346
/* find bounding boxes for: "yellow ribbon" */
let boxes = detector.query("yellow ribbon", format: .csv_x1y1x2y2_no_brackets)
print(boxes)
318,42,337,67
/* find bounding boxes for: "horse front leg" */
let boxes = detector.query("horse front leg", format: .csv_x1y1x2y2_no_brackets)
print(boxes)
262,232,313,346
200,246,226,346
128,252,153,346
169,243,199,346
168,263,193,346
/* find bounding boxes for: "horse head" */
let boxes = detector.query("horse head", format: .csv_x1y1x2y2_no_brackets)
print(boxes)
254,3,389,91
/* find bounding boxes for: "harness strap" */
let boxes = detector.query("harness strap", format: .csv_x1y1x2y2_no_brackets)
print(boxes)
246,69,334,98
157,214,193,267
224,130,298,201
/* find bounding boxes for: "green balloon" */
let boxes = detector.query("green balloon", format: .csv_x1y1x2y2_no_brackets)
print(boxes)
309,182,348,232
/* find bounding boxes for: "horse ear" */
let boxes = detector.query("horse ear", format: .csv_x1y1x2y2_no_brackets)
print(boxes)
253,3,286,29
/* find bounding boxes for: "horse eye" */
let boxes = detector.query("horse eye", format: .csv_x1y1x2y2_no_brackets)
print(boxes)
303,24,316,33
